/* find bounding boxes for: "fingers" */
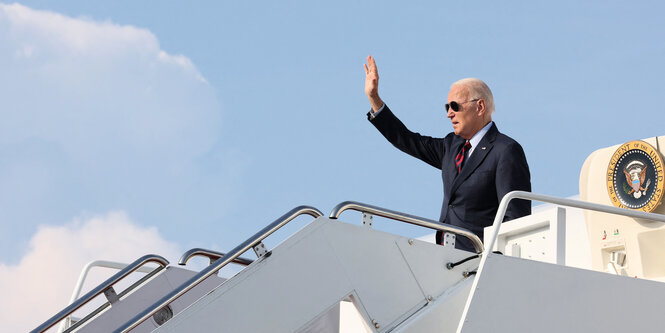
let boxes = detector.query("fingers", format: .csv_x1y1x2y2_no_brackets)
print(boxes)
366,55,376,73
364,55,372,75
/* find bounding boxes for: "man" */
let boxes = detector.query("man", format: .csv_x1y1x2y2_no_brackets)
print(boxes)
364,55,531,252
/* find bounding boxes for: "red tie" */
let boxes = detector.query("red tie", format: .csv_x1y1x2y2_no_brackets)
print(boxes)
455,141,472,173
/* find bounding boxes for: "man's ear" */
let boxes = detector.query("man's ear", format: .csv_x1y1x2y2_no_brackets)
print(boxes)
476,99,486,117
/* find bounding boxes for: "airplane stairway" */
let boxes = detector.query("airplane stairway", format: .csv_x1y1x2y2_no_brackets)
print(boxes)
116,202,484,333
33,192,665,333
33,203,483,333
152,208,481,332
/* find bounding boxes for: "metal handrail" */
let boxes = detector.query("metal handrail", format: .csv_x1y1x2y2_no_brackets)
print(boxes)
482,191,665,261
32,254,169,333
178,248,254,266
458,191,665,330
329,201,484,253
58,260,155,333
64,266,164,333
115,205,323,333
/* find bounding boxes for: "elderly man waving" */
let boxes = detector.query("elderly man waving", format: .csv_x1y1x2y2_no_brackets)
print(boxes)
364,55,532,252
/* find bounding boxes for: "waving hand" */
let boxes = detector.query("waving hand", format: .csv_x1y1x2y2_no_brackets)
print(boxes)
364,55,385,112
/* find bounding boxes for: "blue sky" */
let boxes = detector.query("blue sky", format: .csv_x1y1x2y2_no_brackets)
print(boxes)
1,1,665,329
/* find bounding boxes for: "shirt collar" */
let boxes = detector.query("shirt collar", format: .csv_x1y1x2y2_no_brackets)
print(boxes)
467,121,493,157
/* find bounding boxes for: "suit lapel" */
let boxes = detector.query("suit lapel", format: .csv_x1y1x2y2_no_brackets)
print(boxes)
450,123,498,194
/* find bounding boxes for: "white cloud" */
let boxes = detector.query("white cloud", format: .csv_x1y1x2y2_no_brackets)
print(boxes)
2,3,195,71
0,7,228,329
0,3,218,158
0,4,227,257
0,211,181,333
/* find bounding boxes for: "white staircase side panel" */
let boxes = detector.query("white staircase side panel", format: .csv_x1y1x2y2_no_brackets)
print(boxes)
458,253,665,332
75,267,223,332
156,217,478,333
323,220,479,330
393,276,473,333
155,218,358,333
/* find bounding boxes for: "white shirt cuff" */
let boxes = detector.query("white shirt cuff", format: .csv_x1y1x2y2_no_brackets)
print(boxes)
370,104,385,119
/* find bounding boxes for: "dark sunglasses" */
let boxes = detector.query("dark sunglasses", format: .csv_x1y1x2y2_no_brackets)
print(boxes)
445,98,479,112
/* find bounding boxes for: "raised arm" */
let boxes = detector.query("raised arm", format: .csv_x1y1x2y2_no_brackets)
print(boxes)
364,55,385,112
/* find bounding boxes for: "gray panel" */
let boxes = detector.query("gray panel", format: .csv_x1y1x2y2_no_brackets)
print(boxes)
395,278,473,333
323,222,426,331
460,254,665,332
157,218,356,333
396,237,478,300
158,218,475,333
76,267,223,333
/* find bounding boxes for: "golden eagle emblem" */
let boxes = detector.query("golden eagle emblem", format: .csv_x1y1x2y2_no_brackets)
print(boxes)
622,160,652,199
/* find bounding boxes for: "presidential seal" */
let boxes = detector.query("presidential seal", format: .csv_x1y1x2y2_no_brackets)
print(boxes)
607,140,664,212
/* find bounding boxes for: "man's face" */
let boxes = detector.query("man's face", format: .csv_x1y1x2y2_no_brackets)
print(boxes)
446,85,482,140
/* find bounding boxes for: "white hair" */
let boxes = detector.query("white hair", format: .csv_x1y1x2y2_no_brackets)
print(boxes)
451,78,495,114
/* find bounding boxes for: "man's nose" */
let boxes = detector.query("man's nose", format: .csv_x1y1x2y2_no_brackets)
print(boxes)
447,107,454,119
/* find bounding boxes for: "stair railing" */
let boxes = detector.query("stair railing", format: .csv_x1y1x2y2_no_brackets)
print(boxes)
483,191,665,263
329,201,484,253
57,260,156,333
457,190,665,330
115,205,323,333
31,254,169,333
178,248,254,266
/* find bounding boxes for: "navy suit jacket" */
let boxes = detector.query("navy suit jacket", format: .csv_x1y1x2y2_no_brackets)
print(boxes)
369,105,531,251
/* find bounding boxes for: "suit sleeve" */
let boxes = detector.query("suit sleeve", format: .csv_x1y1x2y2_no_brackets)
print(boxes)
495,142,532,221
368,105,446,169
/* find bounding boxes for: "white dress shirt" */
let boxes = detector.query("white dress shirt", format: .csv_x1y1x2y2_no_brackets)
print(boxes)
466,121,493,157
